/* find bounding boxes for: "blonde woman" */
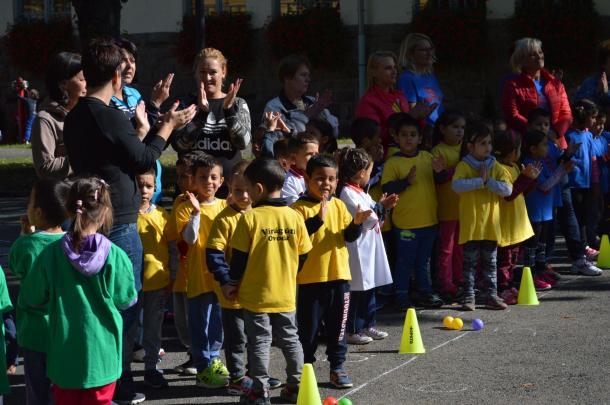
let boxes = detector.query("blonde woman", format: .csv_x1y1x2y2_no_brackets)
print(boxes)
172,48,251,177
501,37,572,149
397,33,444,124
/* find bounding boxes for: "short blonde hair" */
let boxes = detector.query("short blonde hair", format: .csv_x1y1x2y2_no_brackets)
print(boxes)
193,47,228,75
366,50,397,90
510,37,542,73
398,33,436,74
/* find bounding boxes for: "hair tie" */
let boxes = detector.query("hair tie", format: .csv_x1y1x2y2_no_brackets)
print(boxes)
99,179,108,188
75,199,83,214
94,190,98,201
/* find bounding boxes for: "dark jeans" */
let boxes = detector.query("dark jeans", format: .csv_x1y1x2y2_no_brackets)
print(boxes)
524,221,552,275
393,226,437,300
23,349,52,405
463,240,498,299
557,186,585,262
297,280,350,371
572,188,593,247
108,222,143,378
348,289,376,334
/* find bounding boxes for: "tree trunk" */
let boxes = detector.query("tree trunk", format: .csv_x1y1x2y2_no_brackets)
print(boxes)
71,0,124,47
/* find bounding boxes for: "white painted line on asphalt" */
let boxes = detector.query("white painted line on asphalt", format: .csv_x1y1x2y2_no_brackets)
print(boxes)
339,332,470,399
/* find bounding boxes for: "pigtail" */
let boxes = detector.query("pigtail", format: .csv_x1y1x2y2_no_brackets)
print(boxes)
337,147,372,196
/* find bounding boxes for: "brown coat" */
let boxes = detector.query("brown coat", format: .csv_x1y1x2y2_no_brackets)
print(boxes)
30,101,72,179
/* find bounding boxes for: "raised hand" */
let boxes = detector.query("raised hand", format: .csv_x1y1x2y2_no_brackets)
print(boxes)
198,81,209,112
480,163,489,184
409,102,438,120
264,111,280,132
379,193,399,210
186,191,200,213
599,71,608,95
318,196,328,221
164,101,197,129
354,204,374,225
150,73,174,108
522,162,542,179
134,100,150,140
407,165,417,183
432,155,446,173
276,115,291,133
223,78,243,110
306,89,333,118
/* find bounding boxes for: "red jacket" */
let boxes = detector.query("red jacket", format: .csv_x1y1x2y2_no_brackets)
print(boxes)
355,85,410,148
501,69,572,149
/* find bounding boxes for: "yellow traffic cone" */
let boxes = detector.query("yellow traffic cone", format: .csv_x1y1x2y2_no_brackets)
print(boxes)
597,234,610,268
399,308,425,354
297,363,322,405
517,267,539,306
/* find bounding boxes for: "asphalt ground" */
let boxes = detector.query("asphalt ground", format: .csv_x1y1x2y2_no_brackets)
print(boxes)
1,197,609,405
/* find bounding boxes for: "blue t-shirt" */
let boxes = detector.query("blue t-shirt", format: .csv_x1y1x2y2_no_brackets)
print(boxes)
534,79,550,112
523,156,554,223
397,71,444,124
566,128,593,189
592,134,609,193
545,140,563,208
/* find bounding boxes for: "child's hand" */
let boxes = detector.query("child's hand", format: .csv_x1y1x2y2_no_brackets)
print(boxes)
318,196,328,221
432,155,446,173
599,71,608,95
353,204,374,225
6,365,16,375
563,160,576,173
222,284,238,300
276,115,291,133
522,162,542,179
379,193,399,210
264,111,279,131
186,191,200,214
20,215,34,235
407,165,417,183
480,163,489,184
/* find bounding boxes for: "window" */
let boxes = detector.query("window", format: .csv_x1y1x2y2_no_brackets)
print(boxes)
187,0,247,16
16,0,71,22
278,0,339,16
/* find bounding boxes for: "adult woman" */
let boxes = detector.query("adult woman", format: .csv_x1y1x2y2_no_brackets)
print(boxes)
172,47,251,176
254,54,339,157
30,52,86,179
397,33,444,124
575,39,610,104
501,37,572,148
355,50,432,148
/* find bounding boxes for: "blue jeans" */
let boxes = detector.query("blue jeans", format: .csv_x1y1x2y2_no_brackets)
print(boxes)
393,226,437,300
188,292,223,372
348,289,376,334
108,222,143,376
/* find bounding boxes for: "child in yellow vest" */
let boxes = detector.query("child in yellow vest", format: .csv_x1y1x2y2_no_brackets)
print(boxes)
452,122,512,311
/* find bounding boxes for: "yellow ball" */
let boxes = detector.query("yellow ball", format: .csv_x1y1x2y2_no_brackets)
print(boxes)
443,316,454,329
451,317,464,330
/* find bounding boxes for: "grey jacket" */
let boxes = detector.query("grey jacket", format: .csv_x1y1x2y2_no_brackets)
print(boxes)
31,100,72,179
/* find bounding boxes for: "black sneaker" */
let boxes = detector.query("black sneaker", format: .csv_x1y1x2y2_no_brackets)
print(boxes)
113,380,146,405
417,293,444,308
240,389,271,405
144,369,169,389
268,377,282,389
174,357,197,375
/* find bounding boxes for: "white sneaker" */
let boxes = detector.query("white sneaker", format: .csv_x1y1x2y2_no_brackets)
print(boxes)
364,327,388,340
347,332,373,345
571,259,602,276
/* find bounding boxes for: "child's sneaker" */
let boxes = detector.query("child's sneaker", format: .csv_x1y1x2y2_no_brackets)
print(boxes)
347,332,373,345
269,377,282,389
540,272,558,286
417,292,444,308
585,246,599,261
499,289,517,305
461,296,475,311
144,369,169,389
545,264,562,280
330,369,353,388
571,259,603,276
279,384,299,403
227,375,253,396
196,367,228,388
485,296,508,310
364,327,388,340
533,275,551,291
240,389,271,405
174,356,197,375
210,358,229,377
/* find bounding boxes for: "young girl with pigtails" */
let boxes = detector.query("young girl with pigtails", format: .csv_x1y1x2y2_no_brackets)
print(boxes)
21,177,138,404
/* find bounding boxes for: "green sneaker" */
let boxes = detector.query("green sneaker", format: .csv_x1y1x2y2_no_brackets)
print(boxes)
196,367,228,388
210,358,229,377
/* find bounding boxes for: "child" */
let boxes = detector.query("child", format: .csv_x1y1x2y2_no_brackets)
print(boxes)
0,267,12,404
168,151,207,376
338,148,397,344
307,118,338,155
9,178,68,404
528,108,602,277
590,110,609,250
136,170,178,388
281,132,319,205
452,122,512,311
292,155,372,388
381,114,446,310
431,110,466,299
492,131,537,303
21,177,137,404
567,99,598,254
273,137,293,172
222,158,311,404
174,153,229,387
349,117,383,196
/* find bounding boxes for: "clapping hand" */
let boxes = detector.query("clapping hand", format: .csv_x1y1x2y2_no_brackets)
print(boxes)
306,89,333,118
432,155,446,173
379,193,399,210
480,163,489,184
151,73,174,108
522,162,542,179
163,101,197,129
353,204,373,225
409,102,438,120
318,195,328,221
223,78,243,110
